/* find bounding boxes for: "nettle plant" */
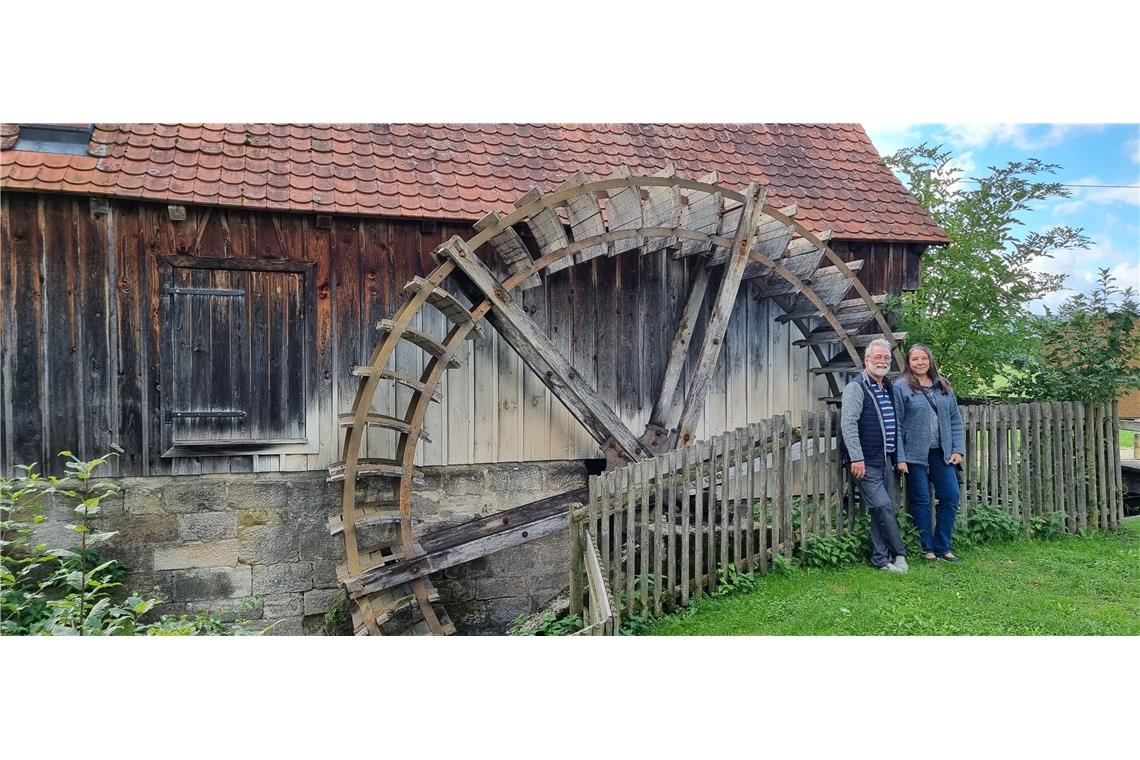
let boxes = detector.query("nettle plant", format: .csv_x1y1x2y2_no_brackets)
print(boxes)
1,452,263,636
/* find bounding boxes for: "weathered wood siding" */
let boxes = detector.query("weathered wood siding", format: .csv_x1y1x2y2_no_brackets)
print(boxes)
1,193,914,476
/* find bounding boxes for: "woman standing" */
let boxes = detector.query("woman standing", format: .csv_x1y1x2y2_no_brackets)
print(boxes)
894,344,966,562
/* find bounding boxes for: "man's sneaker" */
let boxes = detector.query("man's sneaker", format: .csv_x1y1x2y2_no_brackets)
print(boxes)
880,563,905,573
893,556,909,572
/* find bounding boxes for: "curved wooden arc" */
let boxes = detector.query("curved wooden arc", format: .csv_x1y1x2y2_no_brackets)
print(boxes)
336,173,899,634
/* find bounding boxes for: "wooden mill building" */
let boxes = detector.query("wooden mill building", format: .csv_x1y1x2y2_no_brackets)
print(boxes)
0,123,948,634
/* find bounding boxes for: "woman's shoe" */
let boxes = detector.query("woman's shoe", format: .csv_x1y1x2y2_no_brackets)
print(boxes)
923,552,936,561
937,553,963,563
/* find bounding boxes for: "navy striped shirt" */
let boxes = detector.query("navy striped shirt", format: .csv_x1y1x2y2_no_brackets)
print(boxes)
865,377,896,454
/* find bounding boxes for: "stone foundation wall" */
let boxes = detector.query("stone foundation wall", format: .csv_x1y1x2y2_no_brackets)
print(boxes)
30,461,587,635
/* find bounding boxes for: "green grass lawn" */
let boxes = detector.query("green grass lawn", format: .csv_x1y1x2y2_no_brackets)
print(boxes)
644,517,1140,636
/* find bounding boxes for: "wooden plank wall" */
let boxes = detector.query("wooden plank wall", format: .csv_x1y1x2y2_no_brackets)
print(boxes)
3,193,888,476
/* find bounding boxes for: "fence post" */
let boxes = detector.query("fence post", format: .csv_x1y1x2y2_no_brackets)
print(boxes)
570,504,586,620
1111,400,1123,529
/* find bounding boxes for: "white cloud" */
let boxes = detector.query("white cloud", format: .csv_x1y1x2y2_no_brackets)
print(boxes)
1126,134,1140,164
937,123,1094,152
1026,233,1139,312
862,123,928,158
1050,175,1140,216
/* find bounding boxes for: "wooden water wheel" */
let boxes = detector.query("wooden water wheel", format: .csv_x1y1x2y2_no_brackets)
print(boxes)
329,169,905,635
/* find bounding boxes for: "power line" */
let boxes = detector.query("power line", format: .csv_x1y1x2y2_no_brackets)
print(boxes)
1060,183,1139,189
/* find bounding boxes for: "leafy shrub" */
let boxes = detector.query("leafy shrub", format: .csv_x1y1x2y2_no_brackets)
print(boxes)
321,590,354,636
2,453,262,636
1029,511,1066,540
800,530,865,569
510,611,583,636
962,504,1021,545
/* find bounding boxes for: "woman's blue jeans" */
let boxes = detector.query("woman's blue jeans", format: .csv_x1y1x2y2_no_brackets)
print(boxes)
905,447,961,555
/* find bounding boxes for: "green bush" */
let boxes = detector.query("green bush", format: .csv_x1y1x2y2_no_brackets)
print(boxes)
2,453,262,636
962,504,1021,545
1029,511,1067,540
509,611,583,636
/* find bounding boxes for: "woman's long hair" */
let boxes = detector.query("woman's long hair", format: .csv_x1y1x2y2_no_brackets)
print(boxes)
902,343,953,394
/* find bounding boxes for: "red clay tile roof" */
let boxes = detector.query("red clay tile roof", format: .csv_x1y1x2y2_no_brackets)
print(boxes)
0,123,949,243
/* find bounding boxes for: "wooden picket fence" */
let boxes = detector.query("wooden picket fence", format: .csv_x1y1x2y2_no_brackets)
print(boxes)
568,401,1124,634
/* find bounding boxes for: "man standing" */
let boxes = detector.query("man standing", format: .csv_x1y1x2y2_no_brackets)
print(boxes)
840,338,908,573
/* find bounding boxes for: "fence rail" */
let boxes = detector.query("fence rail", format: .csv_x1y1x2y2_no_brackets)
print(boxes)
572,400,1124,634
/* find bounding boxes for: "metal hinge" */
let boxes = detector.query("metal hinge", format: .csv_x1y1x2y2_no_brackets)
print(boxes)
164,410,248,423
162,286,245,297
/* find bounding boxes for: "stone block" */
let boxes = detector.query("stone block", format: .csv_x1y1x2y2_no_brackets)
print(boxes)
263,593,304,619
299,527,344,562
252,562,313,595
450,601,492,633
475,575,533,600
436,578,477,603
170,566,252,602
178,512,237,542
443,467,487,496
186,596,265,622
287,478,338,518
486,597,534,632
227,481,288,512
154,539,241,571
303,587,344,616
162,482,228,514
102,513,180,544
236,509,282,528
310,558,339,589
124,482,165,515
443,556,490,580
124,571,175,602
238,524,300,565
489,464,544,494
542,461,588,491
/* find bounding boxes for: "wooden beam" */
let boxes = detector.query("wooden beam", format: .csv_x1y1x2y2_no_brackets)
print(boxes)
348,487,589,596
441,237,653,462
640,263,712,452
675,184,767,448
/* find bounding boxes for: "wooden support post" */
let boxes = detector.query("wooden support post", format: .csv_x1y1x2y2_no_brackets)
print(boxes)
641,264,712,452
676,184,767,448
442,236,652,463
569,504,586,619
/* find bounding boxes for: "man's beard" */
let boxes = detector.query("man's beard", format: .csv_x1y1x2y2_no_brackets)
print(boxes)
868,365,889,378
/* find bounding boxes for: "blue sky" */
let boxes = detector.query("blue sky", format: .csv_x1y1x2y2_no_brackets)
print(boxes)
864,124,1140,312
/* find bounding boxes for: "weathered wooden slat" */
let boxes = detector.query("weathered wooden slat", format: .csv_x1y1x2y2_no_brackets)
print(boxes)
741,236,827,284
675,184,767,448
719,434,730,585
777,294,889,324
375,319,461,369
472,211,541,290
705,207,798,268
337,411,431,441
794,331,908,348
680,445,692,606
691,440,704,602
625,462,636,617
643,264,712,448
348,486,588,596
654,454,665,617
401,276,484,338
326,458,423,482
350,366,442,403
327,505,422,537
557,171,607,264
605,166,643,256
442,236,652,463
643,165,681,254
666,448,678,609
754,260,864,300
514,187,572,274
676,171,720,259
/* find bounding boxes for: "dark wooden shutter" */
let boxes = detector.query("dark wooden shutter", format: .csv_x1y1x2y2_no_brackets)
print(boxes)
161,257,312,450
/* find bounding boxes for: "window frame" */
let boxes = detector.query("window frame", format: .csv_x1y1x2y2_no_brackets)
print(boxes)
157,255,319,458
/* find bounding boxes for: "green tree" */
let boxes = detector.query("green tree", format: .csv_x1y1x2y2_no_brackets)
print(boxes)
883,144,1088,395
1010,269,1140,403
